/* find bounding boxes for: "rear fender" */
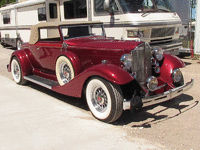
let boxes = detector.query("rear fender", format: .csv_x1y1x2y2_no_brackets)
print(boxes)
160,54,185,82
8,50,33,77
52,64,134,97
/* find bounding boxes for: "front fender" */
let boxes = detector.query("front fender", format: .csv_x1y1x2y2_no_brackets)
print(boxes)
52,64,134,98
85,64,134,85
8,50,33,77
160,54,185,82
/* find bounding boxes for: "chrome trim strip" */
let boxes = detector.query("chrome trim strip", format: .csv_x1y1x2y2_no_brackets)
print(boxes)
151,40,182,55
142,79,194,107
103,21,182,28
179,48,191,53
150,38,173,44
164,49,180,56
151,83,166,92
150,40,182,48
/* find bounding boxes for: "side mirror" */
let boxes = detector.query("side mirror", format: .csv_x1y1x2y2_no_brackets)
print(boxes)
103,0,110,10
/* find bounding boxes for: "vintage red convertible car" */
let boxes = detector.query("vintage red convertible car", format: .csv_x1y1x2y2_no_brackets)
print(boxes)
8,21,194,123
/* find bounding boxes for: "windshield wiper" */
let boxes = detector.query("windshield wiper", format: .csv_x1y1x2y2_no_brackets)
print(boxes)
158,8,170,12
157,8,176,15
141,10,157,17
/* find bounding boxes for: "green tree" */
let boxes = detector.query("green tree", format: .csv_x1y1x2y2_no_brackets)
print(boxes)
0,0,17,8
191,0,196,8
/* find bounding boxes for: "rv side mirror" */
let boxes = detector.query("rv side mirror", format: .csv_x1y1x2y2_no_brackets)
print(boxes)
103,0,110,10
109,6,115,15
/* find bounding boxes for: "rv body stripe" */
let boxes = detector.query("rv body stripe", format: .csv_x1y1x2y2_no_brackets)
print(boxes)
102,21,182,28
0,25,31,30
0,20,182,31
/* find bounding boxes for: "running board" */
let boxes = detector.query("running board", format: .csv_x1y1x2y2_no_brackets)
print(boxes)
24,75,59,89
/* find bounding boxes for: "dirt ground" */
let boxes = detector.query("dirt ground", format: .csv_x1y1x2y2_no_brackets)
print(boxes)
0,45,199,149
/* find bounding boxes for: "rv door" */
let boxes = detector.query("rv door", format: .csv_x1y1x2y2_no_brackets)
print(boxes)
46,0,61,22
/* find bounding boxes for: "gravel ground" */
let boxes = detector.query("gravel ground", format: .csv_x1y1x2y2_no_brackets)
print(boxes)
0,44,199,149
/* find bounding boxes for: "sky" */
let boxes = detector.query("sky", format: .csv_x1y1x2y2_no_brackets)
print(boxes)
192,7,196,20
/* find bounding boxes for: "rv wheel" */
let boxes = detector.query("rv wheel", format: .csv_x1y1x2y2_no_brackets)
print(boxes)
86,77,123,123
56,56,75,86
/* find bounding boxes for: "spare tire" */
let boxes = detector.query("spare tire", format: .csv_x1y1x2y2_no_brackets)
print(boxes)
56,56,75,86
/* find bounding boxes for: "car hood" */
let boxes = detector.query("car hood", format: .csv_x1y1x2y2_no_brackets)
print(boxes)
65,36,142,52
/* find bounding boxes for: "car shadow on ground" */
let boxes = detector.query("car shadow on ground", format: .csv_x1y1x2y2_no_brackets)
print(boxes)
25,82,90,111
23,82,198,126
114,94,198,126
184,61,192,66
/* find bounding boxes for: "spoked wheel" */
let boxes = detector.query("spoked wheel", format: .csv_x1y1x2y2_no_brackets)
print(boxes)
86,77,123,123
11,57,27,85
56,56,75,86
16,39,22,50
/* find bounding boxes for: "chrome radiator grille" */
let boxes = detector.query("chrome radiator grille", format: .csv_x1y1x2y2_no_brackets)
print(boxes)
151,27,175,38
131,43,152,85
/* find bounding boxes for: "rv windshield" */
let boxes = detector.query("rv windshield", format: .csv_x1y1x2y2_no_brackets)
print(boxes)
118,0,173,13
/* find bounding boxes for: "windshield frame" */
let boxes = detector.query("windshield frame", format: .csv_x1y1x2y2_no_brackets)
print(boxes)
60,24,106,40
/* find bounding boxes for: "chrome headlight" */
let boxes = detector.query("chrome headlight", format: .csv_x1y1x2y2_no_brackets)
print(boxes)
120,54,133,72
172,68,183,83
127,30,144,38
147,76,158,91
153,47,163,61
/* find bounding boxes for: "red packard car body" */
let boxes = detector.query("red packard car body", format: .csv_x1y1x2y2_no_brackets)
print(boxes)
8,21,194,123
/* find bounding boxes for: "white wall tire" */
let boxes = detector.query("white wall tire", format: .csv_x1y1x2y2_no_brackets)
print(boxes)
56,56,75,86
11,57,27,85
86,77,123,123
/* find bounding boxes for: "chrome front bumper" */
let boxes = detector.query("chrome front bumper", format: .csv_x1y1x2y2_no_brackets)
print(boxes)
123,79,194,110
151,40,182,56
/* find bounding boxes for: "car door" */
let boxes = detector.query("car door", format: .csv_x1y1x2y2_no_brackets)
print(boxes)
33,27,63,74
35,41,63,74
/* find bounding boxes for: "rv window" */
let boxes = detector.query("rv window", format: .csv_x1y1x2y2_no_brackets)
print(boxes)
3,13,10,24
49,3,58,19
38,7,46,21
94,0,119,14
64,0,87,19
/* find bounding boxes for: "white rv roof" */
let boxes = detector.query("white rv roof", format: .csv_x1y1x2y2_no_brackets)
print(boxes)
0,3,16,11
0,0,45,11
15,0,45,8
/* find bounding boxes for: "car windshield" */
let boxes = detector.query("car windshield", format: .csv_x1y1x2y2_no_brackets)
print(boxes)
117,0,174,13
61,24,106,40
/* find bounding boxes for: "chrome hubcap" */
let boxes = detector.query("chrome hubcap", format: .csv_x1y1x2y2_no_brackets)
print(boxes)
13,63,20,80
92,87,108,113
60,62,71,84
